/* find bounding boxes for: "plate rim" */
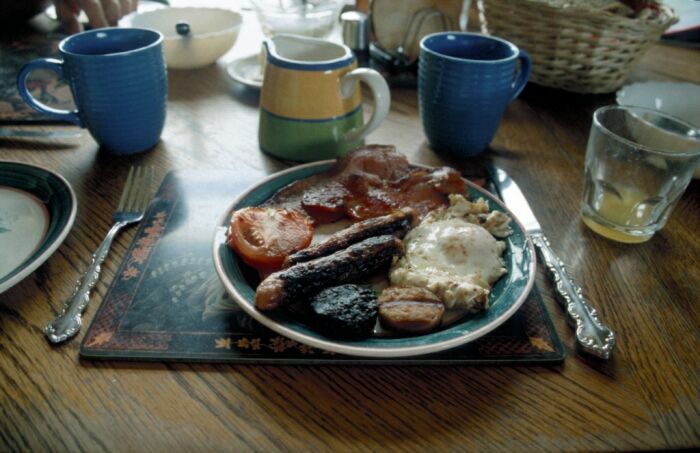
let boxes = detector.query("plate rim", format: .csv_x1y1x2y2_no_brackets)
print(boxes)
212,160,536,358
0,161,77,294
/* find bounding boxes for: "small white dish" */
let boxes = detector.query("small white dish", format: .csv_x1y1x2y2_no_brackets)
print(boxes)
227,54,263,89
120,7,243,70
617,81,700,178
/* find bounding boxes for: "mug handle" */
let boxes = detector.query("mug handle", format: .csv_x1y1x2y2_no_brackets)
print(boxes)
510,50,532,101
17,59,82,126
339,68,390,144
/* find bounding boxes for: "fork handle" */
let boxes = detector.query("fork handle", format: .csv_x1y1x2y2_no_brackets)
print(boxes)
531,232,616,359
45,221,128,344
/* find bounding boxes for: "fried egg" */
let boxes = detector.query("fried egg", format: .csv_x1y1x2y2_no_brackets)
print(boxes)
389,195,510,312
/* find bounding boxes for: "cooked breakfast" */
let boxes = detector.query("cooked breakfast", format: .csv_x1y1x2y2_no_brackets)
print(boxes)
226,145,514,339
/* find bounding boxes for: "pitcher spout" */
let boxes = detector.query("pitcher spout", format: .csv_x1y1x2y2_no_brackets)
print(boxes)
264,34,354,70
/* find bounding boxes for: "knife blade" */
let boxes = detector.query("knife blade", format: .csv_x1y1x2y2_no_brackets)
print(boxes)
488,165,616,359
0,128,82,139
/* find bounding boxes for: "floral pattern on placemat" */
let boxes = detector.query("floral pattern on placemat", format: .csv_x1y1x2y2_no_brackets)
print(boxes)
121,211,167,280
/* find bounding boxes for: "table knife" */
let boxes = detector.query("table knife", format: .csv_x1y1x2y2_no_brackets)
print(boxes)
487,165,616,359
0,128,82,139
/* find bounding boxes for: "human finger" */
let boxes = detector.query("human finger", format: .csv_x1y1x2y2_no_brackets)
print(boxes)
54,0,83,34
76,0,109,29
99,0,121,25
120,0,137,15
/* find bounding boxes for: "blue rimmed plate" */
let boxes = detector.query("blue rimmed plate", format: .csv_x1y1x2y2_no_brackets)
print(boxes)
212,161,536,357
0,162,77,294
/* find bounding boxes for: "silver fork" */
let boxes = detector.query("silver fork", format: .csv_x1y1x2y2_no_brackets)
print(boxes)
45,166,154,344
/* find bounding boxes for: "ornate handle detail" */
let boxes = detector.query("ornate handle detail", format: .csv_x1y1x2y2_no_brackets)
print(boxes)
531,233,616,359
45,221,127,344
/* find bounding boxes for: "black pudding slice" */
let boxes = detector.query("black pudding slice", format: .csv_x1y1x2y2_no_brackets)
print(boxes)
310,284,378,339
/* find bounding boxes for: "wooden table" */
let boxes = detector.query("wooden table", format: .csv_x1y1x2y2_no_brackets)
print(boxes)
2,9,699,451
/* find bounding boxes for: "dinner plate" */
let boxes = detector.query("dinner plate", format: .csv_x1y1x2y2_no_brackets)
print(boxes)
0,162,76,294
226,54,263,89
212,161,536,357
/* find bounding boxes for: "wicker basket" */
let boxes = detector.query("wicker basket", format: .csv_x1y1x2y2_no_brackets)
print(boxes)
476,0,677,93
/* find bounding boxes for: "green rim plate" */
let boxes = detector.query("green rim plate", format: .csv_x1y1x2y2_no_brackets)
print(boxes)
212,161,536,357
0,162,77,294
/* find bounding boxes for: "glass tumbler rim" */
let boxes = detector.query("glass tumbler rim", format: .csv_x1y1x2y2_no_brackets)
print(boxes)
593,104,700,158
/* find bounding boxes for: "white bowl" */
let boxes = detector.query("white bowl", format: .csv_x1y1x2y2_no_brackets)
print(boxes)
617,81,700,128
120,7,242,69
617,81,700,178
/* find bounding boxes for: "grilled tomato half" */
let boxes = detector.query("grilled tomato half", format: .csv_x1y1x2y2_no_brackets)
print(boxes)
227,207,313,273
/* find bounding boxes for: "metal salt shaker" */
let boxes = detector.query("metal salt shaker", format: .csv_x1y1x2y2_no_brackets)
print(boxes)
341,11,370,66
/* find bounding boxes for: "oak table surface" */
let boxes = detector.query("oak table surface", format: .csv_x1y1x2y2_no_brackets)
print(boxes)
1,22,699,452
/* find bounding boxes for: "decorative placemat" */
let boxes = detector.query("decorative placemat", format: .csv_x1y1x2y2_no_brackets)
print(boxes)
0,34,74,123
80,170,565,365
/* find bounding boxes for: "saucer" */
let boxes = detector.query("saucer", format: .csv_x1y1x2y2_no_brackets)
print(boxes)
227,54,263,89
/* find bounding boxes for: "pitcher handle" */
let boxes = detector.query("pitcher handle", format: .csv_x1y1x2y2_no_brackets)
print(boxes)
17,58,82,126
510,50,532,101
339,68,390,144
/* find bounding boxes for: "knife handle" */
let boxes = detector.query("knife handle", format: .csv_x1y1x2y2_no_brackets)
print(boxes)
531,233,616,359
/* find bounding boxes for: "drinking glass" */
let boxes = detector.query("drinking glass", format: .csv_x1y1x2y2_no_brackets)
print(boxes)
581,105,700,243
250,0,344,38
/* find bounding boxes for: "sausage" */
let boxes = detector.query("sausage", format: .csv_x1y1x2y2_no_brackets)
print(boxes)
256,235,404,311
378,286,445,334
284,207,416,267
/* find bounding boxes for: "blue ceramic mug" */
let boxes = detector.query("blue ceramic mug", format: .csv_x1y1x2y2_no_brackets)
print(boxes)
419,32,531,156
17,28,167,155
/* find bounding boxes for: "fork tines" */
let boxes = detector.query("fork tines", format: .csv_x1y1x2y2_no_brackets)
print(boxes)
117,166,154,214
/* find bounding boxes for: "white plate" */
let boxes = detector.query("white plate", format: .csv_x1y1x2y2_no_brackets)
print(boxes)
617,81,700,179
227,54,263,89
0,162,77,294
